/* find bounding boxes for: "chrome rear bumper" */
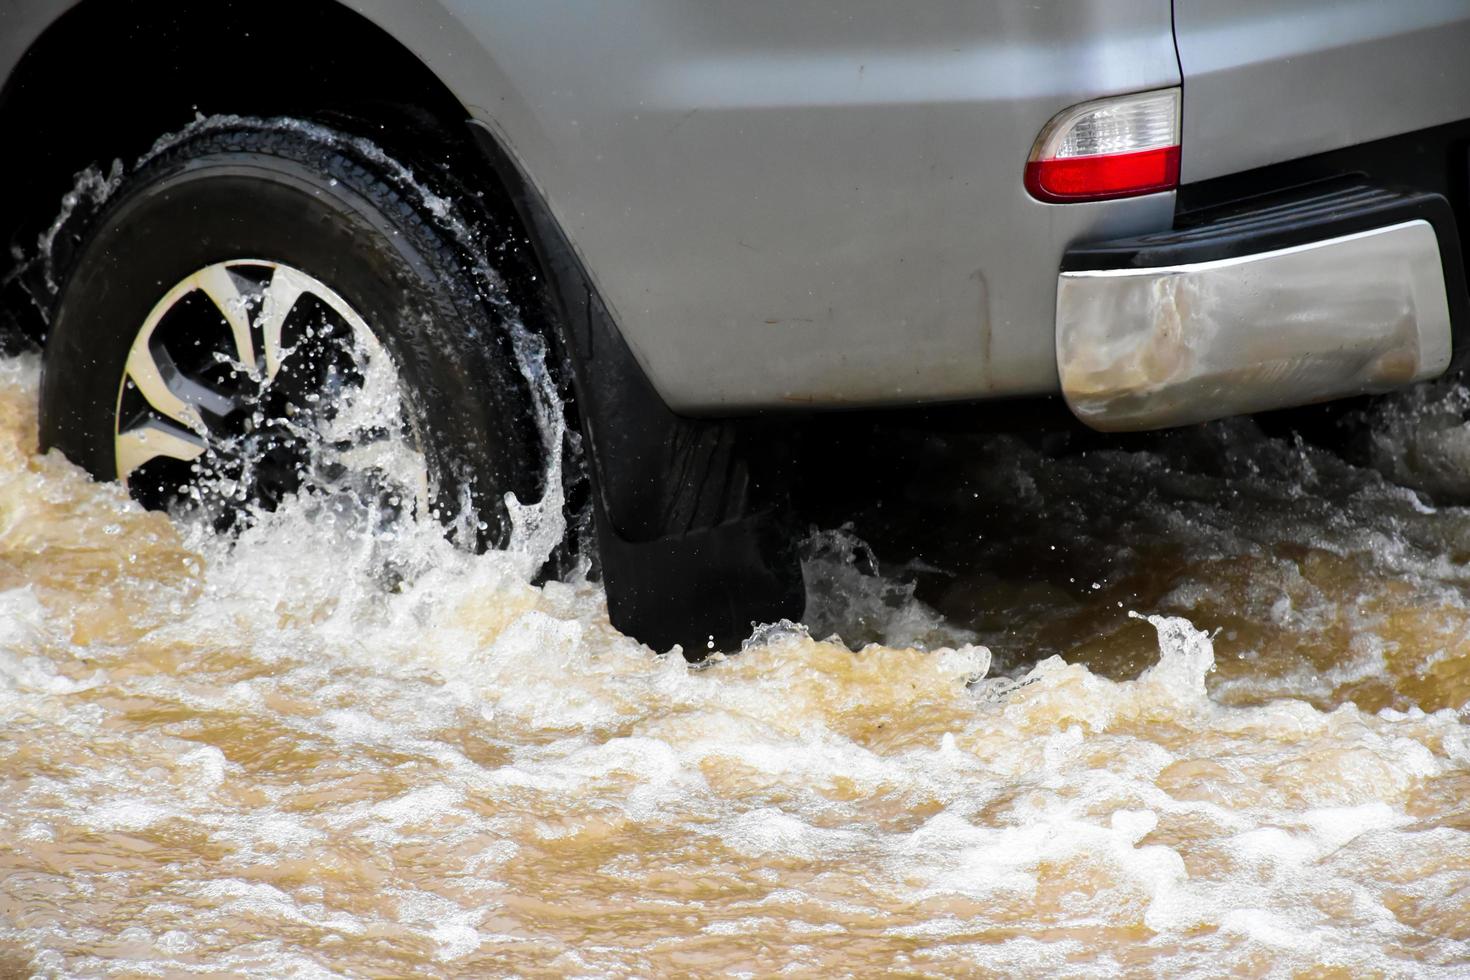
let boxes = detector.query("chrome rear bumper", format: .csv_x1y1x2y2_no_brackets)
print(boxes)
1056,187,1464,432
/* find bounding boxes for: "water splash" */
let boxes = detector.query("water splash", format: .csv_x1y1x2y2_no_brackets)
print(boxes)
2,354,1470,974
19,113,577,578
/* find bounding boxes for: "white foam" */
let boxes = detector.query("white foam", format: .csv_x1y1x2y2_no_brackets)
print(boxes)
4,338,1470,976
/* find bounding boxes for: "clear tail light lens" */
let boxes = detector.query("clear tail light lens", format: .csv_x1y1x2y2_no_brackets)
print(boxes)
1024,88,1181,203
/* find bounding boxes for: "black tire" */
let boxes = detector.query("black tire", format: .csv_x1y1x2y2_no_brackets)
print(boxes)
39,118,569,558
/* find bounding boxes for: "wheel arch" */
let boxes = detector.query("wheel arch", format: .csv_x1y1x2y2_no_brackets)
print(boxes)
0,0,547,341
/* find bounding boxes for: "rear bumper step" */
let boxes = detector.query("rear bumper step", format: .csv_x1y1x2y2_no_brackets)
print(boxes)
1055,183,1469,431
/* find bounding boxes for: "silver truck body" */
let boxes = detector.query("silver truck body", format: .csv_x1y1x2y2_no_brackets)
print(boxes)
340,0,1181,413
2,0,1469,416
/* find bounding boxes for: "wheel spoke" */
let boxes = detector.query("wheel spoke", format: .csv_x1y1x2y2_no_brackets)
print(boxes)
125,342,203,432
124,341,237,431
116,418,207,481
256,266,307,382
195,264,259,374
168,370,239,421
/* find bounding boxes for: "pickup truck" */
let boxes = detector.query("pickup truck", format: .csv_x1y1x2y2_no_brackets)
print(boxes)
2,0,1468,653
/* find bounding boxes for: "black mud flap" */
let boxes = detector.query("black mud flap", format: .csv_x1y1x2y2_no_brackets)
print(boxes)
469,122,806,656
596,506,805,656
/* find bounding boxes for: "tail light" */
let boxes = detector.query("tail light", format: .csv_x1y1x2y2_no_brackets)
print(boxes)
1024,88,1180,203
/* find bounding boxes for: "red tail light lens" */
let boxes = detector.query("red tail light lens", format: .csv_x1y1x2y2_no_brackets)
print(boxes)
1025,146,1180,202
1024,89,1181,203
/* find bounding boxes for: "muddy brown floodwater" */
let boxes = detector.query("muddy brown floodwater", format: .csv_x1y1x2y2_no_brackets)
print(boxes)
2,352,1469,977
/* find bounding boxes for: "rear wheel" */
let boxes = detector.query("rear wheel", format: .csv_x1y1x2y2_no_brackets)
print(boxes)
41,119,570,559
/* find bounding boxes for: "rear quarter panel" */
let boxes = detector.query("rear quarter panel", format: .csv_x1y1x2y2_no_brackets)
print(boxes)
350,0,1181,411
